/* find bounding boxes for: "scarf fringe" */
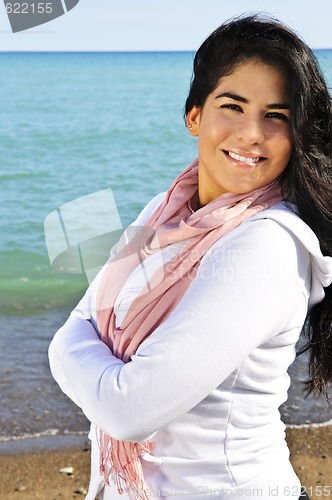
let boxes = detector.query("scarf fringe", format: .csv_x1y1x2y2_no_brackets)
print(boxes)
98,428,153,499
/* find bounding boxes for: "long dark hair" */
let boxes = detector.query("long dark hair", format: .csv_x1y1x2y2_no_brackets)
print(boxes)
184,15,332,398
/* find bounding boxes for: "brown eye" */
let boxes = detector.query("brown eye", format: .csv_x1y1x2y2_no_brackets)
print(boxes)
220,104,243,112
266,112,289,121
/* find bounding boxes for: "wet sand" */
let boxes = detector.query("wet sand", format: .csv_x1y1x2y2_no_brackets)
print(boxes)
0,426,331,500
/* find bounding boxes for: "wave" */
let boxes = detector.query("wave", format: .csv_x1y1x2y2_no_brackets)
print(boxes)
0,430,90,454
0,428,87,443
0,171,51,181
286,418,332,429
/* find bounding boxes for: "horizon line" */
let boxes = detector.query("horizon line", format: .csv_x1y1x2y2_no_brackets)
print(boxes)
0,49,197,54
0,47,331,53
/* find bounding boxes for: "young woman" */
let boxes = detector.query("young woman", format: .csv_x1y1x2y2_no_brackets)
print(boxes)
49,15,332,500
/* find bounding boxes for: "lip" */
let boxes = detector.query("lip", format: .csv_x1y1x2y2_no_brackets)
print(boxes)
222,149,267,167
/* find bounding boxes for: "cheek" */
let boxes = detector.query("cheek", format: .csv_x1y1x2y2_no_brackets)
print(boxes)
199,116,234,144
274,132,292,162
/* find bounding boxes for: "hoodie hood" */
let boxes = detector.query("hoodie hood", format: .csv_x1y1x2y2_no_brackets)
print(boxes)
251,202,332,307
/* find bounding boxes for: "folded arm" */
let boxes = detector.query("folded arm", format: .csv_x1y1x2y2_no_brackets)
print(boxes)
49,219,309,442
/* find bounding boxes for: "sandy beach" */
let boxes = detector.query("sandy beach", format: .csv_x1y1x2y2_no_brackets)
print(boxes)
0,426,331,500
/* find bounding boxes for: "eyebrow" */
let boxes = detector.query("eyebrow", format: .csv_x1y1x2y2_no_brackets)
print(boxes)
215,92,290,110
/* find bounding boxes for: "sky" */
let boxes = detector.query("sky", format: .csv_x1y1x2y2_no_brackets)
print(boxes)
1,0,332,51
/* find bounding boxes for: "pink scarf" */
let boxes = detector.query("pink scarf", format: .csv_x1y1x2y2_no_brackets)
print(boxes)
96,158,283,498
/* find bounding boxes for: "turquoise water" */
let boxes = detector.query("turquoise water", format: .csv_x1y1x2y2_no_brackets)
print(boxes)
1,51,332,442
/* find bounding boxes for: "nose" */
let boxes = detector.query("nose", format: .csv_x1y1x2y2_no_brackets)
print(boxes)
235,116,265,144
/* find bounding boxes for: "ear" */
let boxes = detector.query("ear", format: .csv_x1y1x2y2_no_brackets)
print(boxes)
186,106,201,137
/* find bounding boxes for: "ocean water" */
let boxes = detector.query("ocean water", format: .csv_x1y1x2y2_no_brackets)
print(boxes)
1,50,332,447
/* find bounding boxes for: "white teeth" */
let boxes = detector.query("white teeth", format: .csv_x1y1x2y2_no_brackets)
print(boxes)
228,151,261,164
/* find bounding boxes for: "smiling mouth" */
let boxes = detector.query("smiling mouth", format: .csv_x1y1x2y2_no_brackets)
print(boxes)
223,150,267,165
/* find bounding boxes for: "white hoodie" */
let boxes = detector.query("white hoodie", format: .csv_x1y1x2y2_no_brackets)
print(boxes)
49,195,332,500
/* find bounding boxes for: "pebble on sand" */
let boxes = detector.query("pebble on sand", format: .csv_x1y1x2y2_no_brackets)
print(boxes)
58,467,74,475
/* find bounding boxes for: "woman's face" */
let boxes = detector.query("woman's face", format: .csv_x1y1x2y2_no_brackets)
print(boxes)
187,60,292,206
